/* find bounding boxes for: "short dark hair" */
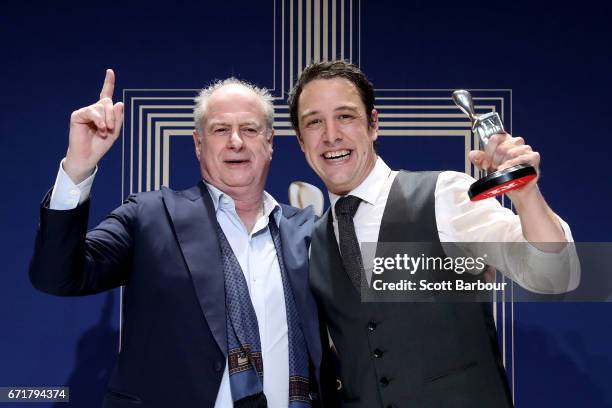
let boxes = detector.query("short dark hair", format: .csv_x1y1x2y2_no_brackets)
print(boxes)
288,60,376,131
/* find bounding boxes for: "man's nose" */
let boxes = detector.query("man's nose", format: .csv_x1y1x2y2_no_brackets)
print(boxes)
323,122,342,144
227,129,244,149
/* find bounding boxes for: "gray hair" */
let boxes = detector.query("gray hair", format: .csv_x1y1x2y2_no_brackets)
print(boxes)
193,78,275,137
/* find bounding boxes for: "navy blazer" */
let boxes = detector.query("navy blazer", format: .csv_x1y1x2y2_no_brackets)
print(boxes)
30,181,323,407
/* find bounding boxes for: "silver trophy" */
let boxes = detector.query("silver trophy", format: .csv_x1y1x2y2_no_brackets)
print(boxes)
452,90,537,201
452,90,505,148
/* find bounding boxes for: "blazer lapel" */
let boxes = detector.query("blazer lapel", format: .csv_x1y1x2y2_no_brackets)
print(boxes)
162,182,227,356
278,208,322,373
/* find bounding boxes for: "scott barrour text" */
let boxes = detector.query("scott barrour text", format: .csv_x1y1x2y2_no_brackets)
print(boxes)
372,280,508,292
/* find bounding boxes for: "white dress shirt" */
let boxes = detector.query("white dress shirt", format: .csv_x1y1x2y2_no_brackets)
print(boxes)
328,157,580,294
50,160,290,407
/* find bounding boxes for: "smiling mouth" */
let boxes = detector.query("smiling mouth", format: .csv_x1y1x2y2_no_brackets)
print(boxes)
225,159,249,165
322,150,352,161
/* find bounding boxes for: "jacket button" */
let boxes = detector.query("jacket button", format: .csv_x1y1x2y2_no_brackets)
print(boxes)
380,376,390,387
214,361,224,372
373,349,383,358
368,321,377,331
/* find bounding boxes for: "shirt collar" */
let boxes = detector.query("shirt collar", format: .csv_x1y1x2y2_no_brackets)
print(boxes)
204,180,283,225
328,156,392,210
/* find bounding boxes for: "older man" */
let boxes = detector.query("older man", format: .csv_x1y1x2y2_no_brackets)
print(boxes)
30,70,324,407
289,61,579,407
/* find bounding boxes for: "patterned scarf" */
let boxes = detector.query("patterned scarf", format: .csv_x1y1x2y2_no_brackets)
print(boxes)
217,214,311,407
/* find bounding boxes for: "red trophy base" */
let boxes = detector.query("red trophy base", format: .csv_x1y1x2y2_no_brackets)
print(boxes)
469,164,538,201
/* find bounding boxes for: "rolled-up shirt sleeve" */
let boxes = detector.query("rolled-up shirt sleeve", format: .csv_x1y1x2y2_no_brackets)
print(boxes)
435,170,580,294
49,158,97,210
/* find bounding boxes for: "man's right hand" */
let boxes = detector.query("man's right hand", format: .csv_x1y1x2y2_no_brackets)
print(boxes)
64,69,124,184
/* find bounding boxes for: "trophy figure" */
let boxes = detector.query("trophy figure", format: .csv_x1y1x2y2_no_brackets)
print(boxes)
452,90,537,201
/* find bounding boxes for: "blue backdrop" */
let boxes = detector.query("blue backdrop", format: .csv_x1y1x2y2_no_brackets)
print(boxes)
1,1,611,406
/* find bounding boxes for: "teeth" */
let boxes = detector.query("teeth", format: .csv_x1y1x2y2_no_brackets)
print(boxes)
323,150,351,160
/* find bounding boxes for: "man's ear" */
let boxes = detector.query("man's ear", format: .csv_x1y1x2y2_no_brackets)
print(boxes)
268,128,275,143
268,128,275,158
192,130,202,161
370,109,379,142
295,130,306,153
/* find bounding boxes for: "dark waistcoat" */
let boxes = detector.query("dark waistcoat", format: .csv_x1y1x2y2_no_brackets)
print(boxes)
310,171,513,408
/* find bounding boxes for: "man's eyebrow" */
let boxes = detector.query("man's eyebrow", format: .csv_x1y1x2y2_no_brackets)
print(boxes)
300,110,319,121
300,105,360,121
239,120,262,127
335,105,359,113
207,120,231,128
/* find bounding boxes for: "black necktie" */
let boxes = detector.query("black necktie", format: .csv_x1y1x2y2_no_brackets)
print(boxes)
335,195,364,290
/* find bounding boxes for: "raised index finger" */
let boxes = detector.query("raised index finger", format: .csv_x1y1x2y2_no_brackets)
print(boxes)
99,69,115,100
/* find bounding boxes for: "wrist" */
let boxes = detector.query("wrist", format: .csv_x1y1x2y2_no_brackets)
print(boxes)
507,183,541,213
62,158,95,185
